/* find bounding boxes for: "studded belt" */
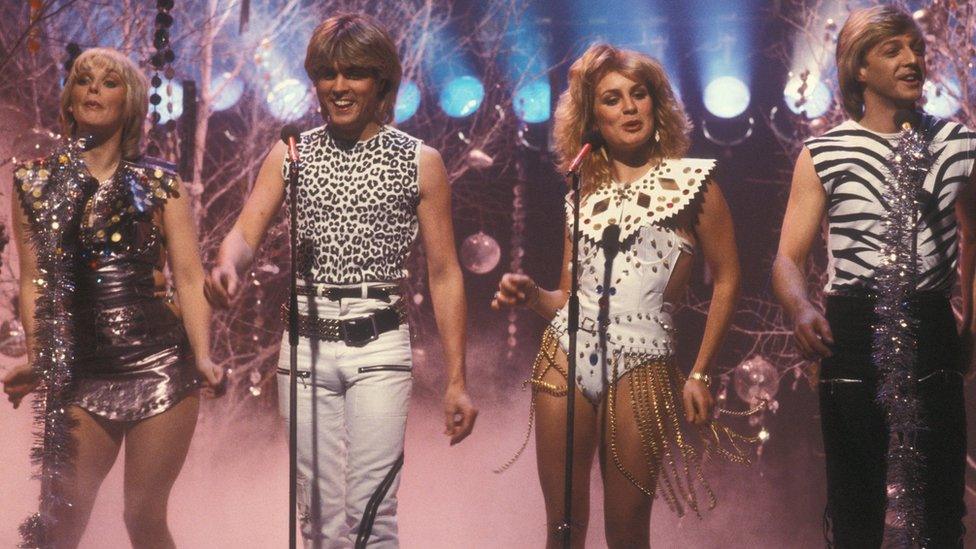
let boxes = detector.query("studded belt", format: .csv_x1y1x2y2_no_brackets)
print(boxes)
295,285,398,302
281,300,406,346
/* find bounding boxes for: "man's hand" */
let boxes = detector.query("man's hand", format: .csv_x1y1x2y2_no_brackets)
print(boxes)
204,262,241,308
793,304,834,360
443,384,478,446
2,362,38,409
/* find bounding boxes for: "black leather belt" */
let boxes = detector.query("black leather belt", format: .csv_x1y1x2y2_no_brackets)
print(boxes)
281,301,406,346
296,285,398,302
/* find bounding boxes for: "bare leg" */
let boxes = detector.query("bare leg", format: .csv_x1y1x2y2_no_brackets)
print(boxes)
534,346,599,549
599,371,655,549
54,406,124,549
121,394,199,549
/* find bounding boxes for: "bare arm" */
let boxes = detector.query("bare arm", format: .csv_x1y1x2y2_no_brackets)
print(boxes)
957,168,976,331
205,141,287,306
679,181,739,424
163,179,222,387
688,181,741,378
771,147,833,358
491,213,571,320
956,164,976,371
2,190,40,407
417,144,477,445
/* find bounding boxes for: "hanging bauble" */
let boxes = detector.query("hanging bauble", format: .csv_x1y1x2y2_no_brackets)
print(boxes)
460,231,501,274
0,318,27,358
733,355,779,406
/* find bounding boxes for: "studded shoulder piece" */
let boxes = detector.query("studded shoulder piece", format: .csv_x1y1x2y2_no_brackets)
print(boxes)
79,159,180,253
568,158,715,245
13,144,94,237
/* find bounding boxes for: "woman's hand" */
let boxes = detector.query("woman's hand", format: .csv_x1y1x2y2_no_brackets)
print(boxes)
1,362,39,409
491,273,539,310
195,356,225,397
682,377,714,425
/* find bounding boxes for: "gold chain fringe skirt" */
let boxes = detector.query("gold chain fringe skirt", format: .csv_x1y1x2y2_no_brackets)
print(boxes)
497,327,760,519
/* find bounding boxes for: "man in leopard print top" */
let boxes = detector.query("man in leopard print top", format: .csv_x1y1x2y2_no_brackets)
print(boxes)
206,14,477,548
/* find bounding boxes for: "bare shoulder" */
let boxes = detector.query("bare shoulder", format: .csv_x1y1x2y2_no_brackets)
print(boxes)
418,144,447,197
418,143,444,170
266,140,287,164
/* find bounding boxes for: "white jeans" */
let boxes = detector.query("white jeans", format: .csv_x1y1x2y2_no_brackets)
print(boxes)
277,294,412,548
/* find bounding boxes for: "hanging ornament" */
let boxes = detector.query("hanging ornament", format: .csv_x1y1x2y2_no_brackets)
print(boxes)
0,318,27,358
506,161,529,357
149,0,176,128
27,0,43,53
460,231,501,274
732,355,779,407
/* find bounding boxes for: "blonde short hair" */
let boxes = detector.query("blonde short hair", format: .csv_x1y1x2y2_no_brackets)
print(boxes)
836,6,921,119
60,48,148,160
304,14,402,126
552,43,690,196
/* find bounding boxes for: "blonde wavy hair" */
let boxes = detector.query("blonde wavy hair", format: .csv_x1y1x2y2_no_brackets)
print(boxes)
60,48,148,160
836,6,921,119
552,43,690,196
305,14,402,126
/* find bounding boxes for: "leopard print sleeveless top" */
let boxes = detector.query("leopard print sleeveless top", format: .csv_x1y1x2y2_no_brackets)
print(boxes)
284,125,422,284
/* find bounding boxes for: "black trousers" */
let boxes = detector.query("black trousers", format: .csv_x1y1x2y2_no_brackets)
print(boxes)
819,294,967,548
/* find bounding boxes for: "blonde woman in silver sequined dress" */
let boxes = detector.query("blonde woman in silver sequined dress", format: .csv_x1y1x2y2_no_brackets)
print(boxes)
493,44,743,548
3,48,222,547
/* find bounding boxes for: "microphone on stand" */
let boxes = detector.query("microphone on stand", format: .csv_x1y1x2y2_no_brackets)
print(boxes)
281,122,303,549
601,223,621,262
894,109,921,134
598,224,621,327
566,130,605,175
280,124,302,163
560,128,607,547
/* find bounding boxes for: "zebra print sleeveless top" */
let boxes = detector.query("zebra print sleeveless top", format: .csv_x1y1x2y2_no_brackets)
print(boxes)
805,117,975,292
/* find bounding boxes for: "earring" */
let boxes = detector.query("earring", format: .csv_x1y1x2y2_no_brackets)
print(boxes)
654,130,661,143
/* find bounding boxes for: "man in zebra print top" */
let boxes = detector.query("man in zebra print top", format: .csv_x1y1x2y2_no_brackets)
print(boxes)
773,6,976,548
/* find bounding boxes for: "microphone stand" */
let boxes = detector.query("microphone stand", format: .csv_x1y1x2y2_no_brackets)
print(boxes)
560,166,583,548
286,153,301,549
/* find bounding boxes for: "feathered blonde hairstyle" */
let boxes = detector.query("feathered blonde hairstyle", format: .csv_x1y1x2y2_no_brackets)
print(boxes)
836,6,921,119
304,14,402,126
60,48,148,160
552,43,690,196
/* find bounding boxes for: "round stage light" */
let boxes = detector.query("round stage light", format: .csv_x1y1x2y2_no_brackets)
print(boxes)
210,72,244,111
153,78,184,124
783,76,832,119
439,75,484,118
394,80,421,124
703,76,750,119
923,79,960,118
266,78,313,122
513,79,551,123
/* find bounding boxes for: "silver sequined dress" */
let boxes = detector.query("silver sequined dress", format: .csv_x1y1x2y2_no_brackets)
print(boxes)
15,154,199,421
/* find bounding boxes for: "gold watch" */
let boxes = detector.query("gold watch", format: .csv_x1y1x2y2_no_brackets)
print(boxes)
688,372,711,388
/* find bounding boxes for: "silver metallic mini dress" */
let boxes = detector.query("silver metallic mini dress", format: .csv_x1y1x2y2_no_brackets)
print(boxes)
16,152,199,422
